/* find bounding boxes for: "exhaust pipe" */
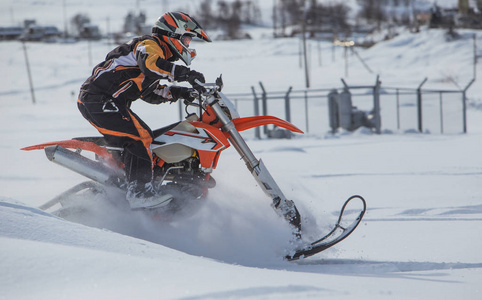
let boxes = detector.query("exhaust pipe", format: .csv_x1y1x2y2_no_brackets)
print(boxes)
44,145,125,186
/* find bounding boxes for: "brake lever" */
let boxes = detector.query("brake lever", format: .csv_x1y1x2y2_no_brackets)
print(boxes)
194,79,219,94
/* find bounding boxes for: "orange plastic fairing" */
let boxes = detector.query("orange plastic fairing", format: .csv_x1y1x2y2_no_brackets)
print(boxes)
21,140,121,168
187,121,230,169
201,106,223,128
232,116,304,134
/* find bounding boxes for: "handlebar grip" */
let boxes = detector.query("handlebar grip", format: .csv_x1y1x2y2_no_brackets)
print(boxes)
194,79,205,87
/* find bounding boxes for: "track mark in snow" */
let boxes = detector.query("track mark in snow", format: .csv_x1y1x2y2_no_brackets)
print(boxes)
295,259,482,277
0,200,59,219
177,285,329,300
268,146,307,153
310,171,482,178
364,204,482,222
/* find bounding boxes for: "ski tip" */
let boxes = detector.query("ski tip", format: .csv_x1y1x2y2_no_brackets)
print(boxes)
285,194,367,261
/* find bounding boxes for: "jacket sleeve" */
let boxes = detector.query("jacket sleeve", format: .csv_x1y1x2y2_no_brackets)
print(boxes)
135,39,177,82
134,38,193,83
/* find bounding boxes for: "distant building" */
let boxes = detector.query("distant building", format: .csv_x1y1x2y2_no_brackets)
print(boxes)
0,27,23,40
19,25,61,41
79,24,102,40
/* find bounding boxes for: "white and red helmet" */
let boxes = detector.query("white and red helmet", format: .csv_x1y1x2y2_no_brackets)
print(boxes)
152,12,211,66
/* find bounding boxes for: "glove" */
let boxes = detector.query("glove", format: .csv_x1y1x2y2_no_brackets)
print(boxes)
188,70,206,94
186,70,205,87
170,86,197,103
175,66,206,92
140,84,169,104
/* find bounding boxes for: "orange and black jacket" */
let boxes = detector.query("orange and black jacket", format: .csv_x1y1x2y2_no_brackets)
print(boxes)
80,35,189,105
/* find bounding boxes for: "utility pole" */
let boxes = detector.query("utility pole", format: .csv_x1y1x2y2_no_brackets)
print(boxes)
62,0,68,38
334,39,355,77
474,33,477,80
273,0,278,37
10,7,15,25
318,39,322,66
301,0,310,88
22,41,36,104
106,17,111,47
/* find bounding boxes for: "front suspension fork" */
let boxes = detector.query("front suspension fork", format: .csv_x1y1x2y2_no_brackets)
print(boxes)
210,101,301,231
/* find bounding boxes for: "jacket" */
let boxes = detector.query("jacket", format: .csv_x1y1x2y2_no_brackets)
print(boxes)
80,35,189,105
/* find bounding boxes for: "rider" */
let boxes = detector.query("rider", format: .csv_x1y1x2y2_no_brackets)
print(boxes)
77,12,211,209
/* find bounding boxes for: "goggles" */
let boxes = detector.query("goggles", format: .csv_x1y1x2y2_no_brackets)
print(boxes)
180,34,193,47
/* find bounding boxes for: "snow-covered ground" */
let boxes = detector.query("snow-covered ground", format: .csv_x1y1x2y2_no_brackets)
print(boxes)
1,2,482,299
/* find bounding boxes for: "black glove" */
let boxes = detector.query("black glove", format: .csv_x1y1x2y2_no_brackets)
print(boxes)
175,66,205,92
170,86,197,103
186,70,205,87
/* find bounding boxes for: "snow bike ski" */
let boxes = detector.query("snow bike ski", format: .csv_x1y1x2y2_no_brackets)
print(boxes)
286,195,366,260
21,76,366,259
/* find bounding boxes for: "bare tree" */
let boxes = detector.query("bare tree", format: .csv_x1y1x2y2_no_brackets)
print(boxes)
197,0,261,39
358,0,387,29
198,0,214,29
273,0,350,37
71,13,90,36
226,0,241,38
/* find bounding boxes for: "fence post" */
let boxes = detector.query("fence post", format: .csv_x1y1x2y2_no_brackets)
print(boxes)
251,86,261,139
259,82,268,135
417,77,428,133
373,75,382,134
341,78,349,89
328,89,339,134
285,86,292,123
463,79,475,133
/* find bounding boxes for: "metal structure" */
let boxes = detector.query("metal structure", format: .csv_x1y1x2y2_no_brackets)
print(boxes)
223,77,473,137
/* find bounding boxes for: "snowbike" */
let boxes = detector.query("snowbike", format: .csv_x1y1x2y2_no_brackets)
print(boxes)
22,76,366,260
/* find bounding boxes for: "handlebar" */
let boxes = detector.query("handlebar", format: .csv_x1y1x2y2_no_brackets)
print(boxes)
193,75,223,95
184,76,224,118
194,79,218,89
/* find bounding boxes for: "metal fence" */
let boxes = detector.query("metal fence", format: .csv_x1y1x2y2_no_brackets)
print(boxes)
224,78,474,138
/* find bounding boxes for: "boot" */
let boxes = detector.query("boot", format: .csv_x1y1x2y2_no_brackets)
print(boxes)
126,182,172,209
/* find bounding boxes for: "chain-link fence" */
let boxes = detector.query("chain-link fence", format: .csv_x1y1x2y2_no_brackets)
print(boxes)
224,78,474,138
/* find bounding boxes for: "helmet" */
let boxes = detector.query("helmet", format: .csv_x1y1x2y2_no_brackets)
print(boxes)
152,12,211,66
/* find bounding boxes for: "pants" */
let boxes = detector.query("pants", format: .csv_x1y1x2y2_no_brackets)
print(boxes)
77,92,154,187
